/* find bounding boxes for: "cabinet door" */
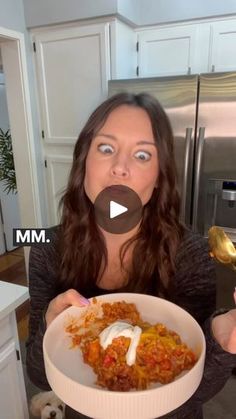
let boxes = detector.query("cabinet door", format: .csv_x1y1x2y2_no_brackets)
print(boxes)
33,23,110,224
110,20,137,79
210,20,236,72
137,25,198,77
0,341,27,419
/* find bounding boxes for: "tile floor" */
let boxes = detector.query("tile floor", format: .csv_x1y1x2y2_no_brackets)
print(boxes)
1,247,236,418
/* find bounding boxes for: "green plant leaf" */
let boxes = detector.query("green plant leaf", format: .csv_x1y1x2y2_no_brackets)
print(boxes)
0,128,17,194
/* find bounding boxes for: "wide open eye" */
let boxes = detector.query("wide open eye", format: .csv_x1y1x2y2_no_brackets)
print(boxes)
58,404,64,411
98,143,114,154
134,150,151,161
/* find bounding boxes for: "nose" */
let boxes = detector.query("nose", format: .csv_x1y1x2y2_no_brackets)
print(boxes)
111,153,130,178
50,411,57,418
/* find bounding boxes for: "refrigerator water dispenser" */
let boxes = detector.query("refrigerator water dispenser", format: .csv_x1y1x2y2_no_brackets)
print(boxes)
221,181,236,207
204,179,236,242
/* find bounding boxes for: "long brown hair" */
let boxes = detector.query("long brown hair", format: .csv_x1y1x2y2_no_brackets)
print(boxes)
59,93,183,296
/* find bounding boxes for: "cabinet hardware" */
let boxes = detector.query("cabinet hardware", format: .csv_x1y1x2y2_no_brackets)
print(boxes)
136,41,139,52
16,349,20,361
212,65,215,72
33,42,36,53
136,66,139,76
44,160,47,168
42,130,45,139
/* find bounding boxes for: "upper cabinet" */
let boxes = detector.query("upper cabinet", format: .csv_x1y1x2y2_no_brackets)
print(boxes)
32,19,136,148
32,22,111,224
110,20,137,79
209,20,236,73
136,18,236,77
31,19,137,225
33,23,111,146
137,25,200,77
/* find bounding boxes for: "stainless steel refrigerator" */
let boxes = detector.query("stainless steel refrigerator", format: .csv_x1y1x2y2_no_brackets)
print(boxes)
108,72,236,242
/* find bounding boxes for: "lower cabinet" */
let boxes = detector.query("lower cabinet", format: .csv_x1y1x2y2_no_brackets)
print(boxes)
0,313,29,419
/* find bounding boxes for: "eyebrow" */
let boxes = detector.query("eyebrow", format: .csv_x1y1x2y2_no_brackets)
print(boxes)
95,133,157,147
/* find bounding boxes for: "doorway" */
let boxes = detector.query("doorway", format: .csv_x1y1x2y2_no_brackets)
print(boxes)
0,26,43,277
0,50,21,253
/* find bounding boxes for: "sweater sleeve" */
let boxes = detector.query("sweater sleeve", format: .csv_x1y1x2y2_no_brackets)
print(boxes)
26,230,59,390
172,230,236,413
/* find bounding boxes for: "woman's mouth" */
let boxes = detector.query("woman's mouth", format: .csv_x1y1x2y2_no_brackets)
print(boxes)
106,184,130,197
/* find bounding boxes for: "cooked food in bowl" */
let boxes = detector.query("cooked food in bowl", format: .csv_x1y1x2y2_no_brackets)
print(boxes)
65,299,197,391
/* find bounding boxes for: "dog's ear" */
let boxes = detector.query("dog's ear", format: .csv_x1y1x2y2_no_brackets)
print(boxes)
58,403,64,412
30,392,45,416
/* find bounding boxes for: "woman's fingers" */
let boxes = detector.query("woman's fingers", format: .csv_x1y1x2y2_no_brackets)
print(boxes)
55,289,90,310
211,307,236,353
227,327,236,353
45,289,90,327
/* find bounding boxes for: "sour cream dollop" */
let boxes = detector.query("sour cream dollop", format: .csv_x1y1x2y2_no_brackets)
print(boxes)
99,321,142,366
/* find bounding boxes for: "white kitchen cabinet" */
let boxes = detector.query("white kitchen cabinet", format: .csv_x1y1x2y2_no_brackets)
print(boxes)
32,19,137,225
136,18,236,77
33,23,111,146
209,19,236,73
110,19,137,79
0,281,29,419
137,24,201,77
32,22,111,224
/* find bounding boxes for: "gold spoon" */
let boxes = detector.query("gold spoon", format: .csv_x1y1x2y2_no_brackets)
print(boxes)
208,226,236,271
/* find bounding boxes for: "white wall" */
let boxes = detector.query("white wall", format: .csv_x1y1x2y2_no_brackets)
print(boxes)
117,0,140,26
22,0,236,28
0,0,26,31
0,0,48,226
138,0,236,25
23,0,118,28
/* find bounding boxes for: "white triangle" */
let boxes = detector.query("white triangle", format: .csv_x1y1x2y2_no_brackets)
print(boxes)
110,200,128,219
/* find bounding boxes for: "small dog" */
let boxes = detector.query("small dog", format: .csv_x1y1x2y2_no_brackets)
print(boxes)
30,390,65,419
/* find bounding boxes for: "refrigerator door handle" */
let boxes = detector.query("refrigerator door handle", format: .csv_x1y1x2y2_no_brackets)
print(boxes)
192,127,205,232
181,127,193,221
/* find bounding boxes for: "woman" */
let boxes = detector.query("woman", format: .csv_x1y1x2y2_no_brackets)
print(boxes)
26,93,236,418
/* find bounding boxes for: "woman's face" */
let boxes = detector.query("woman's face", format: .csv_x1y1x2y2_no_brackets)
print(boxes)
84,105,159,205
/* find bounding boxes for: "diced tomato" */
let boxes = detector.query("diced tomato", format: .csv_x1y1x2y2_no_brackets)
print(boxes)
160,359,171,370
174,347,185,357
103,354,115,367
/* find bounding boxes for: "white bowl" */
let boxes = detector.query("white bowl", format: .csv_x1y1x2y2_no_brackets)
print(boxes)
43,293,205,419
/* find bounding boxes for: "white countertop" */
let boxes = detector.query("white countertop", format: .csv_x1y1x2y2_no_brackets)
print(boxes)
0,280,29,321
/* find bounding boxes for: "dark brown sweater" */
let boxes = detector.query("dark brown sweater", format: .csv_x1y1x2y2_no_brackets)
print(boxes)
26,228,236,418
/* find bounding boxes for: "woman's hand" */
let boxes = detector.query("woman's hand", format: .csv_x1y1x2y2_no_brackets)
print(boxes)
212,290,236,354
45,289,90,327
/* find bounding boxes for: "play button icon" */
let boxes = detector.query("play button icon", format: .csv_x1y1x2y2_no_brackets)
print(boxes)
94,185,142,234
110,201,128,219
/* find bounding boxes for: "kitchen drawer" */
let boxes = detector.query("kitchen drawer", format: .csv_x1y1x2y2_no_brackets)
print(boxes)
0,316,13,348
